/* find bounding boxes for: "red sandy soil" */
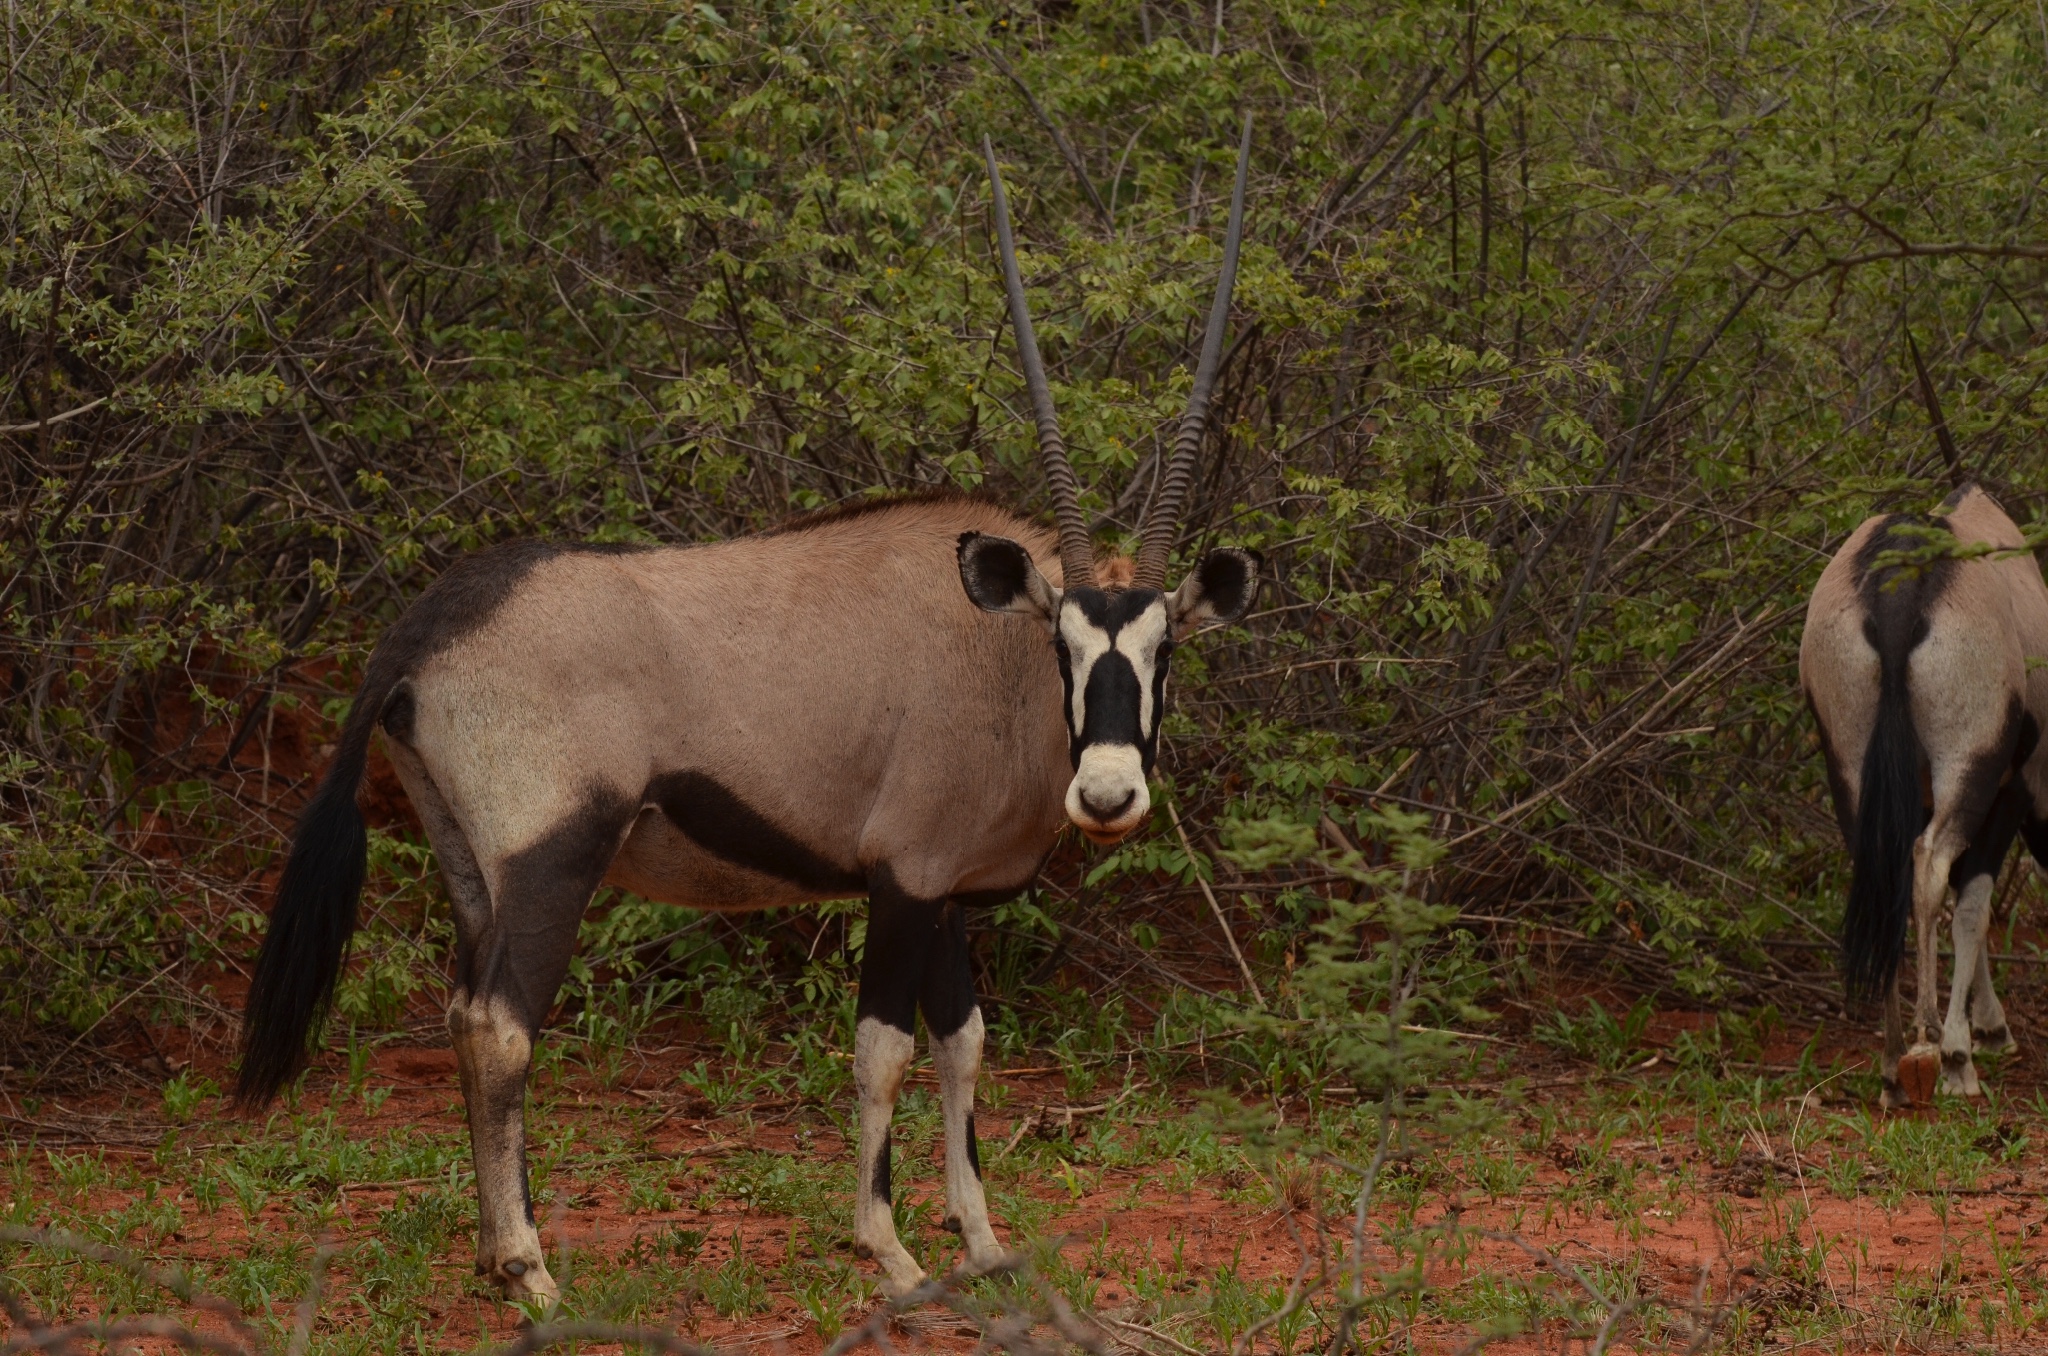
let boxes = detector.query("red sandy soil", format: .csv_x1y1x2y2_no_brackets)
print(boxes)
7,1020,2045,1356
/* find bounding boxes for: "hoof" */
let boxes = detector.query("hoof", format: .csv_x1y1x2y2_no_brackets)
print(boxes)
1939,1048,1982,1098
876,1267,930,1300
954,1247,1022,1280
487,1256,559,1305
854,1238,927,1299
1974,1025,2018,1056
1896,1045,1940,1106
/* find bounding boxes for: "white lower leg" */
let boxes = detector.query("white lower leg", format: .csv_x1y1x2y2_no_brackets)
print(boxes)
852,1016,923,1294
450,991,557,1301
1970,922,2014,1049
1911,835,1952,1046
930,1008,1006,1272
1940,875,1992,1095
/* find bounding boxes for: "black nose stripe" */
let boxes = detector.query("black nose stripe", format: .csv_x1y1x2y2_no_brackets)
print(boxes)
1079,652,1144,747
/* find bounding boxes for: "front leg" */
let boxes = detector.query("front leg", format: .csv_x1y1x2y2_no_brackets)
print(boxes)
852,882,934,1297
922,902,1009,1276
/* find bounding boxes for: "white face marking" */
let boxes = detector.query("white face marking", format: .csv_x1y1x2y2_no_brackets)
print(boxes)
1112,604,1170,739
1058,608,1115,735
1056,598,1171,743
1056,595,1172,841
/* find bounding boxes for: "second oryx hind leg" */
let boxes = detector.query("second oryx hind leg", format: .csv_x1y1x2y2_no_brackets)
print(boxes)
921,901,1009,1276
1940,786,2024,1091
1970,937,2017,1054
1897,827,1956,1102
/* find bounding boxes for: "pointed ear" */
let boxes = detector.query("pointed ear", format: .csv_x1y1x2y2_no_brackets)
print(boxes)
1168,547,1261,631
958,532,1061,622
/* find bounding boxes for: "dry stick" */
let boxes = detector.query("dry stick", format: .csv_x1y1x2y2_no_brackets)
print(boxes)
1440,602,1796,851
1166,800,1265,1007
0,396,107,435
1557,308,1678,679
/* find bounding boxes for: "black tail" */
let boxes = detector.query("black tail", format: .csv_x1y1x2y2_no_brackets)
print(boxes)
1841,642,1923,1001
236,664,400,1106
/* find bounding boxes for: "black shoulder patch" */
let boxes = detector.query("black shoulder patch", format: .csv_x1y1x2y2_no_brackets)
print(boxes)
647,770,864,893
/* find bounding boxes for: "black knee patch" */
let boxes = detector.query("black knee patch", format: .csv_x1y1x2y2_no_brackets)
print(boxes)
919,903,978,1040
859,867,939,1035
966,1113,981,1179
873,1135,892,1207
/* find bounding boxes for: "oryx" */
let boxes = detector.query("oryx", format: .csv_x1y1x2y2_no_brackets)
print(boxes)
236,123,1261,1299
1802,484,2048,1107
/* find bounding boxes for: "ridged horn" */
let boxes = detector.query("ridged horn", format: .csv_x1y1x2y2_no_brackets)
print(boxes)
1133,113,1252,591
984,135,1095,590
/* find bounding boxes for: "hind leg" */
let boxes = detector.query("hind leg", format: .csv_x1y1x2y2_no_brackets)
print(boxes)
921,902,1008,1276
1943,787,2024,1085
1899,829,1957,1096
1978,807,2048,1055
417,774,628,1301
1940,871,1995,1096
1882,976,1920,1108
1970,932,2016,1054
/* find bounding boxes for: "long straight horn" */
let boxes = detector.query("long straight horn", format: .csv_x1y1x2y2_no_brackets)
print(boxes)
1133,113,1252,592
984,135,1095,589
1906,331,1966,490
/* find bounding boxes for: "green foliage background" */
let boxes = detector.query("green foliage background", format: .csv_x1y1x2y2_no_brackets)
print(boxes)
5,0,2046,1054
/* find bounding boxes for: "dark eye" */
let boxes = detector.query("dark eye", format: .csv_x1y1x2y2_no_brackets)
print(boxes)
1157,640,1176,662
1053,636,1070,660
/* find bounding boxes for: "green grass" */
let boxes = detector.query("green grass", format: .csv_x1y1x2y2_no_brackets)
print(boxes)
7,1008,2048,1356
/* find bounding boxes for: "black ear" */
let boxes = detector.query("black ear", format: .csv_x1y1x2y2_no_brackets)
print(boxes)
958,531,1061,619
1168,547,1261,629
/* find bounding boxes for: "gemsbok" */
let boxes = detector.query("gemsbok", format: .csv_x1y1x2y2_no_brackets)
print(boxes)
237,123,1262,1299
1802,484,2048,1107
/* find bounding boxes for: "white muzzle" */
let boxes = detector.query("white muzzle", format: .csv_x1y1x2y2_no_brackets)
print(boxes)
1065,744,1150,843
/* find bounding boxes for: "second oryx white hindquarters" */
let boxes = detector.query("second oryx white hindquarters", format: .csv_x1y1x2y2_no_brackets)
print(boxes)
1803,484,2048,1106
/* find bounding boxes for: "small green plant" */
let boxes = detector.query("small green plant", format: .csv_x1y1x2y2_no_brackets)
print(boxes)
160,1072,213,1124
704,1234,770,1318
1534,997,1657,1071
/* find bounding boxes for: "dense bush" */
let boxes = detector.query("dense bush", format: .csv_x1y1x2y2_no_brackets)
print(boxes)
6,0,2047,1060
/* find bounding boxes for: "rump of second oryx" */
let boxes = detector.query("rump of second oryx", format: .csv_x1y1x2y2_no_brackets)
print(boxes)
1802,483,2048,1108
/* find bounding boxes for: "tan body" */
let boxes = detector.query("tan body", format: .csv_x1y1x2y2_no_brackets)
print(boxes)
393,502,1071,913
1801,486,2048,1105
